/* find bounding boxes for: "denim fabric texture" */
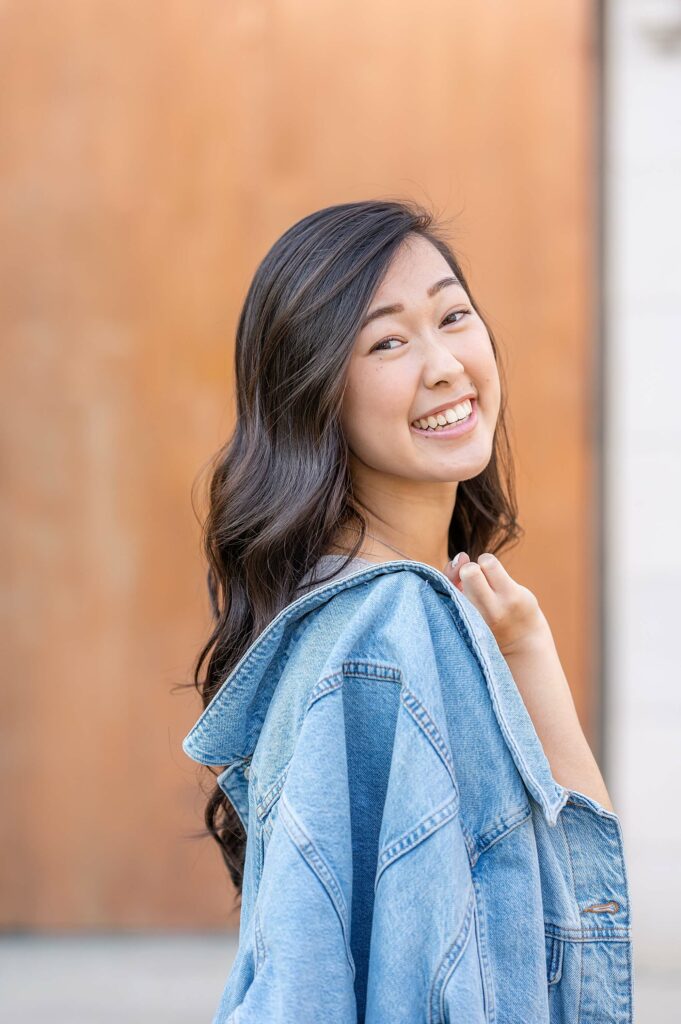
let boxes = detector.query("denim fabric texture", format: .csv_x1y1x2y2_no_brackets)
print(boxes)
183,557,633,1023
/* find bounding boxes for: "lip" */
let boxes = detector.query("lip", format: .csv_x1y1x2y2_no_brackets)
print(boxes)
410,397,478,439
413,393,477,423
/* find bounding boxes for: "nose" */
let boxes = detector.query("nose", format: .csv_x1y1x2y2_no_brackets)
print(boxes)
421,346,467,386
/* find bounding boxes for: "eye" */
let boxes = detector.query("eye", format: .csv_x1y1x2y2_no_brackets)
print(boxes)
443,308,471,326
370,337,403,353
369,308,471,353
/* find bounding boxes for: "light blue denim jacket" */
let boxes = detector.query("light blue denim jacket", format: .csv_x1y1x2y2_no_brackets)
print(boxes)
183,559,633,1023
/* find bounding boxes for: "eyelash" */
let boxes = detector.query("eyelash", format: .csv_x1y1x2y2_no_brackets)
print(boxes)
370,309,472,353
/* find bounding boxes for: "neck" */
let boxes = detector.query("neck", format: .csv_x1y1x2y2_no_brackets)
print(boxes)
331,463,456,568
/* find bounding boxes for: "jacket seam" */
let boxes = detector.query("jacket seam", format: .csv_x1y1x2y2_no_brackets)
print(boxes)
468,803,532,868
543,923,631,941
306,665,458,790
558,813,584,1013
472,874,495,1022
279,791,356,981
189,565,632,1020
400,685,458,787
428,884,477,1024
375,793,460,887
255,766,289,820
254,904,267,974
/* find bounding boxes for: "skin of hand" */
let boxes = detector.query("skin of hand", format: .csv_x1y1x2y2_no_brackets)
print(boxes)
443,551,547,656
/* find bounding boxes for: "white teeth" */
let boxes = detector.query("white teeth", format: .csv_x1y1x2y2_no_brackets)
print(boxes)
413,399,472,431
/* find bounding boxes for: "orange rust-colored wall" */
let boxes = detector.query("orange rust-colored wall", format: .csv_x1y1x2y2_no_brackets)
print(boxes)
0,0,599,927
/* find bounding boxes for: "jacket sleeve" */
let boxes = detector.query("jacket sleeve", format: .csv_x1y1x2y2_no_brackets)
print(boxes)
213,670,363,1023
216,589,476,1023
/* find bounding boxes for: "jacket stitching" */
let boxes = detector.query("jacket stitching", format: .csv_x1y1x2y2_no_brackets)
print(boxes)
342,659,402,681
558,811,580,920
256,767,289,819
565,795,619,821
254,904,267,974
558,813,584,1014
305,665,459,799
477,802,531,844
459,816,478,864
375,793,460,887
428,884,476,1024
306,673,342,709
216,762,250,831
546,934,563,985
578,905,585,1018
309,668,457,789
544,923,631,941
401,687,457,787
564,796,630,922
468,804,532,867
279,791,356,981
188,566,632,1019
188,573,378,739
472,874,495,1022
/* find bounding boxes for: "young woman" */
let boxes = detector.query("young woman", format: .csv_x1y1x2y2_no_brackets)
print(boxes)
187,198,631,1022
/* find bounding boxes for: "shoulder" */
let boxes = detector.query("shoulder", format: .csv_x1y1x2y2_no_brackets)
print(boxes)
294,564,459,671
301,563,447,627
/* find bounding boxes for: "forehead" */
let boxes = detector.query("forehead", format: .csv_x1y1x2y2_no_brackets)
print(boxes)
357,238,466,335
375,235,453,296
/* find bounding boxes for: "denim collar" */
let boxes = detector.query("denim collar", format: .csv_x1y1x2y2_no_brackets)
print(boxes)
182,559,568,825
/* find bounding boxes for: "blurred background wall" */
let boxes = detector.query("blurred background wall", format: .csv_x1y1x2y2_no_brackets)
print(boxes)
603,0,681,984
1,0,597,931
2,0,678,1019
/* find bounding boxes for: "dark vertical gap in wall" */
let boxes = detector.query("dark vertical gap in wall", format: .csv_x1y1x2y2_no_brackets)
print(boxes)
594,0,609,776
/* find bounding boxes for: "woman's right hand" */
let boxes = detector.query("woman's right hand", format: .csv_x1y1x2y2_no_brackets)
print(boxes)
443,551,545,657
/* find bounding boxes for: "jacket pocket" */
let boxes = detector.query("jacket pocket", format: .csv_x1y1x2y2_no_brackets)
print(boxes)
543,927,632,1023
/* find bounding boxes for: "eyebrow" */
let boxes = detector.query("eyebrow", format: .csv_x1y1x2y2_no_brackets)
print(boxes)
360,276,465,330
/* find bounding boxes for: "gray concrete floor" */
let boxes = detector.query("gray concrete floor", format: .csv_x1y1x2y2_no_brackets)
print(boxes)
0,934,675,1022
0,934,237,1024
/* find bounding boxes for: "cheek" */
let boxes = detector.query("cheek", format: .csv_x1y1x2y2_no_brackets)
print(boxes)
341,382,408,457
474,344,501,404
485,362,502,409
343,369,406,429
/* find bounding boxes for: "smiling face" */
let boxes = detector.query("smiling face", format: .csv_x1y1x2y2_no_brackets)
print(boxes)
341,234,501,486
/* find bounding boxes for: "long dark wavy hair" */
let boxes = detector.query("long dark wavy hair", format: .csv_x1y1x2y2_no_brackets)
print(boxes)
186,198,523,905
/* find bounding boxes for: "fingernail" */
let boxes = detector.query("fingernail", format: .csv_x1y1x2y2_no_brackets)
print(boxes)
450,553,463,569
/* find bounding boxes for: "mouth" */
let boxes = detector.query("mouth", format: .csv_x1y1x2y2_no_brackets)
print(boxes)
410,398,478,439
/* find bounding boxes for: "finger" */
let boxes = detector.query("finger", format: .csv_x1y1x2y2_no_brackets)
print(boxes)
458,560,498,615
444,552,470,590
475,552,512,595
